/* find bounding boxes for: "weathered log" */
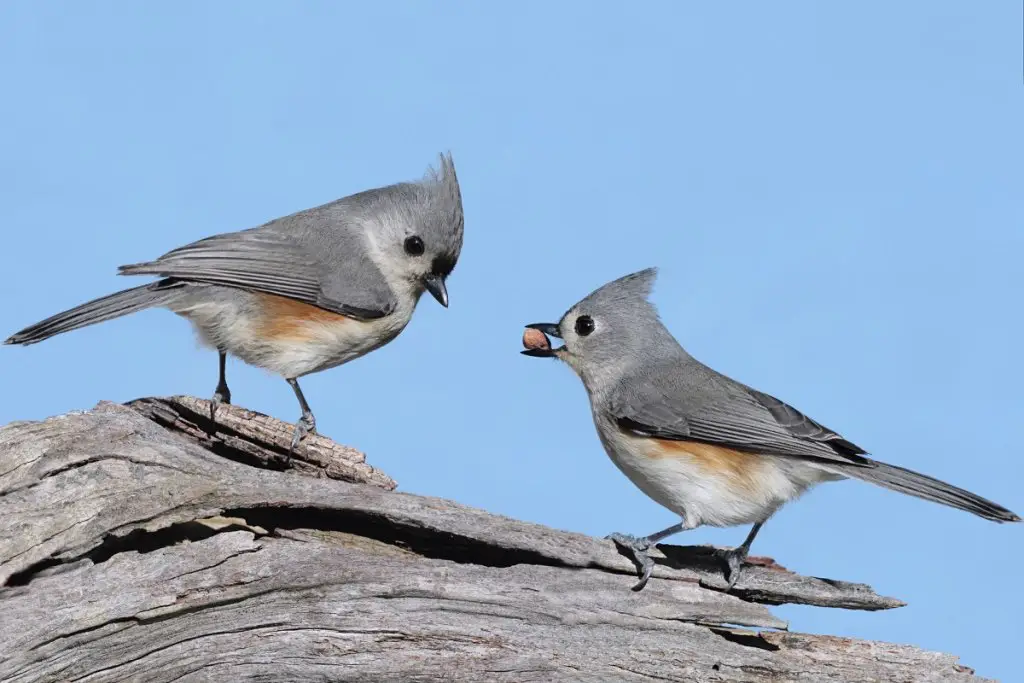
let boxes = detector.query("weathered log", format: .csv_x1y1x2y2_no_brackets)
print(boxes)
0,397,986,682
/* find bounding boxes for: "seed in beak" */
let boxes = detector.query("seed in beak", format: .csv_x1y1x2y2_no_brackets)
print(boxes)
522,328,552,352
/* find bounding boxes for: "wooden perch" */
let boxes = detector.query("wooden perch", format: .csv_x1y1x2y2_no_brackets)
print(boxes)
0,396,987,682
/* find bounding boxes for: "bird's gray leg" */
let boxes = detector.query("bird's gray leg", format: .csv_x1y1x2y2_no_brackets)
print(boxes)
286,377,316,454
210,350,231,420
718,521,764,589
607,521,686,591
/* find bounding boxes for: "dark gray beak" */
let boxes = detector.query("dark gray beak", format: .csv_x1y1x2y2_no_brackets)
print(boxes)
424,274,449,308
521,322,563,358
525,323,561,338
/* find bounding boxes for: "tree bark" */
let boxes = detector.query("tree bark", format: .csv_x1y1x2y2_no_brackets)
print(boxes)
0,397,987,682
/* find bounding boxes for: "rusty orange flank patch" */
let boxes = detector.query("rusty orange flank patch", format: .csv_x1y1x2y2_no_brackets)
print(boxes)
647,438,764,491
254,293,353,341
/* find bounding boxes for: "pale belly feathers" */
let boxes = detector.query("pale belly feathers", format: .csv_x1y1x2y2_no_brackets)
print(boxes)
594,413,840,528
170,285,415,378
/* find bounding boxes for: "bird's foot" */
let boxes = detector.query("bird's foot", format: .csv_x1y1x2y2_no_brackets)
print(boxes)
209,384,231,421
716,545,750,590
607,532,657,592
288,412,317,456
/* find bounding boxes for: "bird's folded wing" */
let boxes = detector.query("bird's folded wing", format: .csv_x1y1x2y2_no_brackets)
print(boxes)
610,379,870,465
117,229,396,320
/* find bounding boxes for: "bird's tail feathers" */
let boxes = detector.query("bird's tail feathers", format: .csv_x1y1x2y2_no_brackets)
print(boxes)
838,458,1020,523
4,279,184,346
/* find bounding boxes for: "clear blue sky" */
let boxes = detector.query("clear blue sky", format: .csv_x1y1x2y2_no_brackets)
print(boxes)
1,2,1021,678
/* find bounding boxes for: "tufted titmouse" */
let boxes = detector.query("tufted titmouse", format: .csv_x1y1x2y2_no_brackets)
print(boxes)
6,153,464,451
523,268,1019,590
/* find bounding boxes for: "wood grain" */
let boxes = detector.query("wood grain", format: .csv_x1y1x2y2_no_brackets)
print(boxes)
0,397,987,682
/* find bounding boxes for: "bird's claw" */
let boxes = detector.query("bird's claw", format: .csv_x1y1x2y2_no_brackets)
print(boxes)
288,412,316,455
716,546,749,590
209,385,231,421
607,532,656,591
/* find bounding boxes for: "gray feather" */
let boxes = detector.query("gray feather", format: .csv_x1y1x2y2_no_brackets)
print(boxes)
608,355,1020,523
610,358,870,465
118,152,463,320
547,267,1019,525
118,229,395,320
747,389,866,455
564,269,868,464
5,280,185,346
837,459,1020,522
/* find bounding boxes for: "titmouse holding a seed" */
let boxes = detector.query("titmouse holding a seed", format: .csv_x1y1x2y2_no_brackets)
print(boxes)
522,268,1019,590
7,154,464,452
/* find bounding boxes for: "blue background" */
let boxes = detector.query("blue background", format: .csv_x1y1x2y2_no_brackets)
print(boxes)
1,2,1021,679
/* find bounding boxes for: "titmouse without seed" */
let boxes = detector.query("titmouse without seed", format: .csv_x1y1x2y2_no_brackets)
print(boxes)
6,153,464,452
523,268,1019,590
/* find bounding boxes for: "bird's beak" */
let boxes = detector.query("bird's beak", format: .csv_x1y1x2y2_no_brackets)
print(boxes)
526,323,561,338
423,274,449,308
521,322,563,358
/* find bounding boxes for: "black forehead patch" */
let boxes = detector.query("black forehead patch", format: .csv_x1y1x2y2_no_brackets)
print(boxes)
431,252,457,278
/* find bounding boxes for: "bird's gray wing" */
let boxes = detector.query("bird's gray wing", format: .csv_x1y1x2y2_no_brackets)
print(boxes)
609,369,869,465
117,229,396,320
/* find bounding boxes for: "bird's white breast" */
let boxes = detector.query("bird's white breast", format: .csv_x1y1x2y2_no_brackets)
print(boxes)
593,412,836,528
257,304,413,378
171,285,417,378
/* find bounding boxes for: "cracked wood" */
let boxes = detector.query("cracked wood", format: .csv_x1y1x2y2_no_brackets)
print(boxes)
0,397,988,682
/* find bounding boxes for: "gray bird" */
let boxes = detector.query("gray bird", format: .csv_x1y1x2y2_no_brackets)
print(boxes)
523,268,1019,590
6,153,464,451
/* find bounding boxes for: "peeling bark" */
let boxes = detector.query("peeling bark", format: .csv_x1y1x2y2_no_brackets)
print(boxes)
0,397,987,682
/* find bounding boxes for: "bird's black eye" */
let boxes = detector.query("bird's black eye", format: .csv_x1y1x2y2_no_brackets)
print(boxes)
575,315,595,336
404,236,425,256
